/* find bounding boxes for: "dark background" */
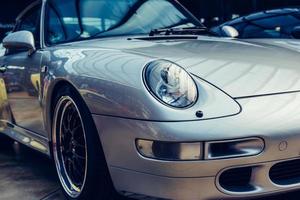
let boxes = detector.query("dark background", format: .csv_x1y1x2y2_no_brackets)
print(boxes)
1,0,300,39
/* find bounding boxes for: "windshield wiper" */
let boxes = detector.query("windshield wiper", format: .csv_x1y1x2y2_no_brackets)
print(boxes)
149,27,214,37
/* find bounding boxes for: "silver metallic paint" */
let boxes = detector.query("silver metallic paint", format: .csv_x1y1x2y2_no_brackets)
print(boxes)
93,92,300,199
3,31,36,55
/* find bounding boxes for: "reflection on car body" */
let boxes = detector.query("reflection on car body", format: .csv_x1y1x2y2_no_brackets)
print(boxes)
3,70,23,93
2,1,300,200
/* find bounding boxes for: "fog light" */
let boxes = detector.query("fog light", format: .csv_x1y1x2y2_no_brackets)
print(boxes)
136,139,203,161
205,137,264,160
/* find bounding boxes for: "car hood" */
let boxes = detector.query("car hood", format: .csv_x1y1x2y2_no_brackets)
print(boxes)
73,36,300,98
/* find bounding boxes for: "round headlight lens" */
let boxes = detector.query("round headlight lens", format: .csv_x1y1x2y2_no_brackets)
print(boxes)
144,60,198,108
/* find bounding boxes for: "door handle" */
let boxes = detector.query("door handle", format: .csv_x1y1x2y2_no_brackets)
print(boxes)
0,65,7,73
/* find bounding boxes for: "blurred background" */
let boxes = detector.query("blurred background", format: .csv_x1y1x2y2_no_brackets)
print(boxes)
2,0,300,40
180,0,300,27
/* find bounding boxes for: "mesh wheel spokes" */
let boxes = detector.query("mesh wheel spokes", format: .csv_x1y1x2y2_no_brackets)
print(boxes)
54,97,88,198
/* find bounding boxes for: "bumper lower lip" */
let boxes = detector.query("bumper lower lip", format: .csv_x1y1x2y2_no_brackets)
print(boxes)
111,157,300,200
216,157,300,197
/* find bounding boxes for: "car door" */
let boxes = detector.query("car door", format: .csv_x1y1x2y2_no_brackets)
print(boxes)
1,4,47,137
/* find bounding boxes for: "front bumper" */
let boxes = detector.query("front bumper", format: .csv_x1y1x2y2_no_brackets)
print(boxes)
92,92,300,200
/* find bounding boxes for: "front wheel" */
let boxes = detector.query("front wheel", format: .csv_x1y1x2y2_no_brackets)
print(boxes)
51,87,119,200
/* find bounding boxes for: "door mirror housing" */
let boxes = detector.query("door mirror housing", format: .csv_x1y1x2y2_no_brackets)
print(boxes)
291,26,300,39
221,25,239,38
2,31,36,55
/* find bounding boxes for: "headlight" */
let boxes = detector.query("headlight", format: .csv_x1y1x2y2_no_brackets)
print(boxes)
144,60,198,108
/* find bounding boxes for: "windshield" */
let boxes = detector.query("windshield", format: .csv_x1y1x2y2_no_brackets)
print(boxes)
45,0,202,45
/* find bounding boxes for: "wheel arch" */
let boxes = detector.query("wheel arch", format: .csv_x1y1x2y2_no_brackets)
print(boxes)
47,79,117,198
45,79,90,143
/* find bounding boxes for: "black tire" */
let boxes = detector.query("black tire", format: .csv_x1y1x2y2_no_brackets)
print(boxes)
0,134,14,149
51,86,121,200
0,106,15,148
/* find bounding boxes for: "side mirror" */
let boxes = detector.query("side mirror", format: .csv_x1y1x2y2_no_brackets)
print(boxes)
221,25,239,38
2,31,36,55
292,26,300,39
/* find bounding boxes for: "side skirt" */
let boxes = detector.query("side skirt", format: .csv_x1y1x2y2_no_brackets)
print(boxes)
0,120,50,156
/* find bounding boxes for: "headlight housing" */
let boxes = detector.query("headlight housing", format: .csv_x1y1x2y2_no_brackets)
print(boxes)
144,60,198,108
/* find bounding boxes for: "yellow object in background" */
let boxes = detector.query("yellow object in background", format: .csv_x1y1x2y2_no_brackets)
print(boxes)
31,73,40,92
0,78,7,104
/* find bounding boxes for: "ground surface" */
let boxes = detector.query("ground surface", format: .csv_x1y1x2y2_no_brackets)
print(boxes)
0,140,299,200
0,141,64,200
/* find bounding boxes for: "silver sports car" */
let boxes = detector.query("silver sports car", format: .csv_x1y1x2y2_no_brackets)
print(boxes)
1,0,300,200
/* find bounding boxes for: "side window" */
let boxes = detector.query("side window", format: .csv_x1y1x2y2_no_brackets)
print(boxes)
16,6,41,47
45,1,80,45
46,5,67,44
45,0,137,45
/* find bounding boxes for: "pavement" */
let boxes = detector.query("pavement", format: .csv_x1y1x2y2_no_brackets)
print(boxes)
0,140,64,200
0,139,300,200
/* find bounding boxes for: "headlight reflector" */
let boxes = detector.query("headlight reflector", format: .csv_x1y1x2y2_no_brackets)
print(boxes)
144,60,198,108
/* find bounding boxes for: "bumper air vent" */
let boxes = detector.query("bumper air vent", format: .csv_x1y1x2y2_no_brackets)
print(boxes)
219,167,254,192
270,159,300,185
